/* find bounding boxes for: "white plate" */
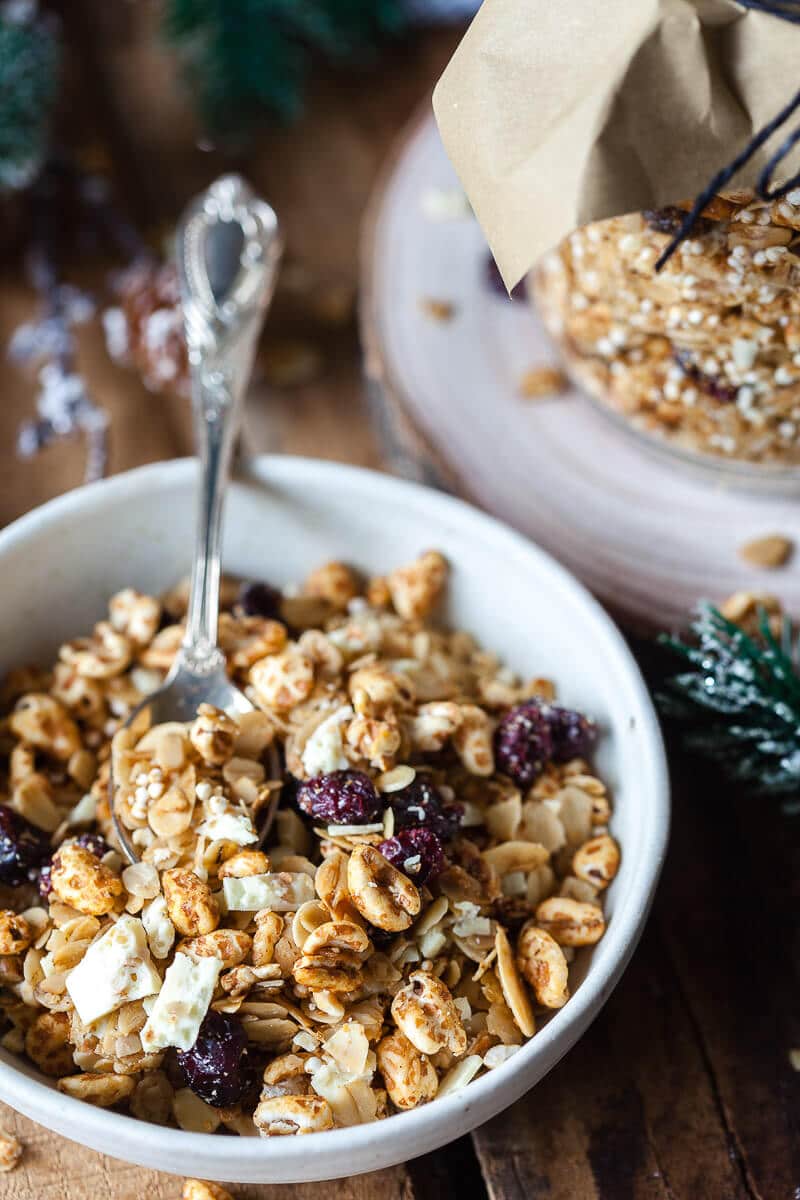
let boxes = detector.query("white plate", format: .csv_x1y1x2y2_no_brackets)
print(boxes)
0,456,668,1182
360,112,800,629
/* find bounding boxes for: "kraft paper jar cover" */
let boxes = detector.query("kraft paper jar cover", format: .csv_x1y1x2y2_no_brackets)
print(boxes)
433,0,800,288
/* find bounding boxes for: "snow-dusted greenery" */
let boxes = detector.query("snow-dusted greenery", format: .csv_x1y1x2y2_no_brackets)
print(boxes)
660,604,800,801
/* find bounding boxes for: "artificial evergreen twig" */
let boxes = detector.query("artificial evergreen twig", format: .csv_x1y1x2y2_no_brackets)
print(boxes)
659,603,800,800
0,3,59,189
163,0,407,140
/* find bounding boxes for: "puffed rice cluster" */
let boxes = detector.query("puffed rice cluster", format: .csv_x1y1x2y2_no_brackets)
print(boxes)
0,552,619,1135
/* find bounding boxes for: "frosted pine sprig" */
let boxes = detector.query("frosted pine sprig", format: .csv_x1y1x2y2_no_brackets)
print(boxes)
659,603,800,801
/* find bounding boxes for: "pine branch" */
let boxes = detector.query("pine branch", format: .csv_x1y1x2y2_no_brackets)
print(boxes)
658,603,800,799
163,0,407,139
0,6,60,189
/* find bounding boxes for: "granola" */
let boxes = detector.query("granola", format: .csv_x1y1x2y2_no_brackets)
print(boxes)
534,191,800,466
0,554,620,1135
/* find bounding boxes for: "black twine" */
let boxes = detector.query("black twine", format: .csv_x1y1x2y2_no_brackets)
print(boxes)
656,0,800,270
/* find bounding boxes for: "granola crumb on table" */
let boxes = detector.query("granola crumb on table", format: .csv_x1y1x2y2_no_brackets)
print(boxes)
183,1180,235,1200
0,1123,22,1172
0,552,620,1136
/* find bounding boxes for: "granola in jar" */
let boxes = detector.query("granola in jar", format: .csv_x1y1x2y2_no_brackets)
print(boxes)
534,191,800,466
0,553,619,1135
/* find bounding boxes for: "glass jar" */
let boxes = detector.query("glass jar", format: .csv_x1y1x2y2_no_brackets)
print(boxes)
533,194,800,493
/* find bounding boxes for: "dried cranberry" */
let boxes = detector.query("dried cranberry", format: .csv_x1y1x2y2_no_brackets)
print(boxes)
485,253,526,301
674,350,737,404
296,770,382,825
0,805,50,887
494,701,553,787
547,706,597,763
671,350,734,405
643,206,714,238
75,832,110,859
390,778,461,841
378,828,445,886
237,580,282,621
177,1011,257,1108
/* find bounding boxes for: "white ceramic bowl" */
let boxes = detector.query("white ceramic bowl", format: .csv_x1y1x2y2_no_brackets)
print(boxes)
0,456,669,1183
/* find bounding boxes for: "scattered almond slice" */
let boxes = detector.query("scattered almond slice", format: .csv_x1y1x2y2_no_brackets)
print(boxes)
261,339,323,387
419,297,456,322
183,1179,235,1200
519,365,568,399
0,1125,22,1173
738,534,794,569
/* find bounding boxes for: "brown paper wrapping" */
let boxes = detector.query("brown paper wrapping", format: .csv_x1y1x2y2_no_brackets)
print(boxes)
433,0,800,289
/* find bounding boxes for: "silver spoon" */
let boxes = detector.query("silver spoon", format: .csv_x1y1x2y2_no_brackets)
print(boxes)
111,175,283,865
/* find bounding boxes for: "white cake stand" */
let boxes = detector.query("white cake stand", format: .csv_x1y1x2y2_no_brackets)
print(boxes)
360,111,800,630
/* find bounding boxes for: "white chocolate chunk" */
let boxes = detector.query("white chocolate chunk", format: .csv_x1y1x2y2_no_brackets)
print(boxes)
141,952,221,1052
141,894,175,959
197,807,258,846
66,915,162,1025
301,704,353,777
223,871,315,913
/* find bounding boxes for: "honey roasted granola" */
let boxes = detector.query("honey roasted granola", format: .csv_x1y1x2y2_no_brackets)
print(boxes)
534,190,800,465
0,553,620,1135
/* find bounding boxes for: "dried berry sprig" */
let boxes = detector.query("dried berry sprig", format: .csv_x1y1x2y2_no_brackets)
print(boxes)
659,603,800,801
14,160,109,483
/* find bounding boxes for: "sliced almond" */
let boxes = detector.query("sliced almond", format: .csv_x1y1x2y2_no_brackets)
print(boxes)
739,534,793,570
483,841,549,876
494,927,535,1038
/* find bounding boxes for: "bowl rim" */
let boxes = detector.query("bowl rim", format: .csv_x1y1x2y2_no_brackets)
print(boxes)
0,455,670,1177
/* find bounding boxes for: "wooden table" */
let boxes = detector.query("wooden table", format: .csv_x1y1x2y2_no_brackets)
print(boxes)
1,9,798,1198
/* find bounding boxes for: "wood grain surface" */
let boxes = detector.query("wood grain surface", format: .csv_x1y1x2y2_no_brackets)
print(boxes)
0,8,798,1199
